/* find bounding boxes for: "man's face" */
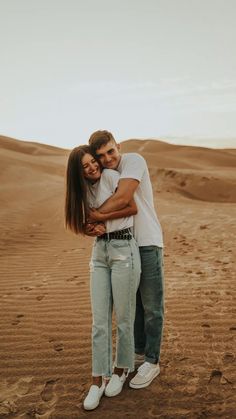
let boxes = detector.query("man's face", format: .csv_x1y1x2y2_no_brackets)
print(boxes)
95,140,121,170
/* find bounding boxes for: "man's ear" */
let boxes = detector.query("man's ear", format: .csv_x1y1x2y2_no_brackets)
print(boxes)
117,143,121,150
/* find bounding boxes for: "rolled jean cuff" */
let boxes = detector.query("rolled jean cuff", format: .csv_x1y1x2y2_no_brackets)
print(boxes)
145,356,159,365
92,373,106,377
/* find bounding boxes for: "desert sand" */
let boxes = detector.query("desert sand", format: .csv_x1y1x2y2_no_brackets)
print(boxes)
0,135,235,418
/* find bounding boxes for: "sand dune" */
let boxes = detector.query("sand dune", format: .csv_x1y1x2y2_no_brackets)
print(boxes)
120,139,236,203
0,135,235,418
121,139,236,169
0,135,66,156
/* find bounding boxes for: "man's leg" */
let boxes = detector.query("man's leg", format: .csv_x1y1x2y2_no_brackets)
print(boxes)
130,245,164,389
139,245,164,363
134,287,146,355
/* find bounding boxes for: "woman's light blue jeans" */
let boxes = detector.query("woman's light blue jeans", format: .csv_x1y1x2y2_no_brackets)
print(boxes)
90,237,141,377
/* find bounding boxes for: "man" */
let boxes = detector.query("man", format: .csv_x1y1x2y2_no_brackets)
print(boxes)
88,130,164,389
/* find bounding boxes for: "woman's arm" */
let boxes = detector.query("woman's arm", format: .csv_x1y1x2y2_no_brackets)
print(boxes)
88,198,137,223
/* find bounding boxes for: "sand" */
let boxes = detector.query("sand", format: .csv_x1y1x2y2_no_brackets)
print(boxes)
0,135,235,418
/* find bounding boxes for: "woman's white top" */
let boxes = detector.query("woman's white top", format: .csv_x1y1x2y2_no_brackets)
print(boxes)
87,169,133,233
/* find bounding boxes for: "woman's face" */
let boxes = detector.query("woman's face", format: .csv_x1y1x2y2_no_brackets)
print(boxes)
81,153,101,182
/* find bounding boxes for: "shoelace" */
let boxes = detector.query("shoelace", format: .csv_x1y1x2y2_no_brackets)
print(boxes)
138,362,152,376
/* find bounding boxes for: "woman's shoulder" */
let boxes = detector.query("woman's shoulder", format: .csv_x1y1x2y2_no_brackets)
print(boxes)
101,169,120,190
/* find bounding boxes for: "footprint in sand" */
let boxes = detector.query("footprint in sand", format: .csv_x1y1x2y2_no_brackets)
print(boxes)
20,379,60,419
36,295,46,301
2,292,12,298
76,281,85,286
11,314,24,326
25,407,54,419
49,339,64,352
40,379,58,403
223,352,235,364
208,369,222,384
35,409,56,419
32,379,59,418
66,275,79,282
0,377,32,415
53,343,64,352
20,286,34,291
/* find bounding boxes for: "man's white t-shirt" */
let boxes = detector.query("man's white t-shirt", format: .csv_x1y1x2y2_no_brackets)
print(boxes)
87,169,133,233
117,153,163,247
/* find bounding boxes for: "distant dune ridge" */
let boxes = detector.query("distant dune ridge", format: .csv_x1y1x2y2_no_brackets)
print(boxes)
121,139,236,203
1,135,236,203
0,135,235,417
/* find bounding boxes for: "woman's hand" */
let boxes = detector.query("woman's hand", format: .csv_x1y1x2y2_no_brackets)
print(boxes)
88,208,104,222
84,222,106,236
93,222,106,236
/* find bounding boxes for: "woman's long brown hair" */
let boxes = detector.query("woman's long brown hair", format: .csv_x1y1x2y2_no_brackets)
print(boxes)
65,145,92,234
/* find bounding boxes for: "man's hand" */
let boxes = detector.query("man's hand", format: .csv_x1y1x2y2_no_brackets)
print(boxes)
84,222,106,237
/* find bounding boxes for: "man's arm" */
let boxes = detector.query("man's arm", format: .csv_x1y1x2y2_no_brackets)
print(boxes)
98,178,139,213
88,198,137,223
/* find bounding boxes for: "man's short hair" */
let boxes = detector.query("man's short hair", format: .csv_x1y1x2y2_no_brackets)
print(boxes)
88,130,116,153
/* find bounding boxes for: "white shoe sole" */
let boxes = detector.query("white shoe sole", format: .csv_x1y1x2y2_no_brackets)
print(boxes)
83,386,105,410
105,387,123,397
83,400,100,410
129,369,160,389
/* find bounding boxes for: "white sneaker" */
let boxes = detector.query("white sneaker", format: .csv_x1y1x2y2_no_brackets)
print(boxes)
83,382,105,410
129,362,160,389
105,371,128,397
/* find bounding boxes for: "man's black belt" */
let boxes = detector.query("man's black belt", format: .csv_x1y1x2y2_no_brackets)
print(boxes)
97,228,132,241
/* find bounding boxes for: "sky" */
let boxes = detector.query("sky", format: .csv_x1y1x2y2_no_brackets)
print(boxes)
0,0,236,149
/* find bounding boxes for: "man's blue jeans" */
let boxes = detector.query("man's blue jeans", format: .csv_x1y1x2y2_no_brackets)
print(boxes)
134,246,164,364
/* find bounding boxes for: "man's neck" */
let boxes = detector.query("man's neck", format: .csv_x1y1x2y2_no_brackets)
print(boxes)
116,154,122,171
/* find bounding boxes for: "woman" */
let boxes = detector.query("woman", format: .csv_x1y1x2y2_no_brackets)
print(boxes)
65,145,141,410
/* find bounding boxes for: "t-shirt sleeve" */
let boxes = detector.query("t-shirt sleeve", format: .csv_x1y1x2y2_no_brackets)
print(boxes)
119,153,146,182
101,169,120,194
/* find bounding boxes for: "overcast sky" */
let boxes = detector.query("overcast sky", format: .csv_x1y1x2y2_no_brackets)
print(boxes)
0,0,236,149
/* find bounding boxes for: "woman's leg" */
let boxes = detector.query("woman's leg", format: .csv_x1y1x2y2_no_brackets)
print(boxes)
90,240,113,378
109,238,141,372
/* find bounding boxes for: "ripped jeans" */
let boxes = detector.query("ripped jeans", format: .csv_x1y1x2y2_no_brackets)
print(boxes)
89,237,141,377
